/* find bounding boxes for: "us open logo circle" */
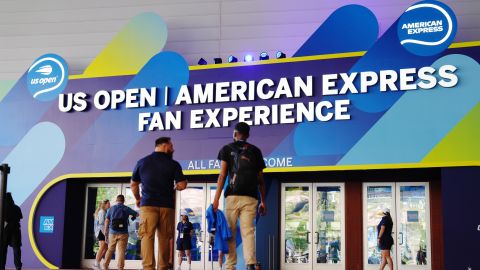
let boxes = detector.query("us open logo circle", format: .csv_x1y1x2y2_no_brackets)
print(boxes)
27,54,69,101
397,0,457,56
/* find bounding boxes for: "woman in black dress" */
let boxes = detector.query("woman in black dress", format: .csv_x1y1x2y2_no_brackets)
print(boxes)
176,215,194,270
377,208,394,270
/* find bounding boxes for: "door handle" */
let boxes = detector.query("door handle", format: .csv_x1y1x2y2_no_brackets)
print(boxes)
398,232,404,245
314,232,319,245
306,231,311,244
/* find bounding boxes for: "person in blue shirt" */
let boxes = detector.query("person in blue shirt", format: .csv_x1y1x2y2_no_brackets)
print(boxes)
176,215,194,270
130,137,187,270
102,195,138,270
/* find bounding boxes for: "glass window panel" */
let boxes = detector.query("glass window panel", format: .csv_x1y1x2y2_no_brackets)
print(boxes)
366,186,393,265
180,187,204,262
398,186,427,266
284,186,310,264
124,187,141,260
315,186,341,264
207,186,225,263
84,186,119,260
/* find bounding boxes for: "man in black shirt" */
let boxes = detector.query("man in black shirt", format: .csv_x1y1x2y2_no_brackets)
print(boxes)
1,193,22,270
212,122,267,270
131,137,188,270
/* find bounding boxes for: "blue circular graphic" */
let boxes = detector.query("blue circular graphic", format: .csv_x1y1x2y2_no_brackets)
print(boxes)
397,0,457,56
27,54,69,101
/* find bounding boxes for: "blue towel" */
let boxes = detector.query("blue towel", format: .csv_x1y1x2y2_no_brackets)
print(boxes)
206,204,232,253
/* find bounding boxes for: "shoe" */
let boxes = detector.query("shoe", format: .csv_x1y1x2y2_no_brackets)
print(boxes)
246,264,255,270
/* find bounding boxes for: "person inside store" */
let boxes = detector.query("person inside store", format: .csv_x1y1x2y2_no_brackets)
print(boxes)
93,199,110,269
131,137,188,270
0,193,23,270
176,214,194,270
377,208,394,270
103,195,138,270
212,122,267,270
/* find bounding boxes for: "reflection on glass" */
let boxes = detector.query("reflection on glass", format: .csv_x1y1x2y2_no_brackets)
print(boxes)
84,187,119,259
124,187,141,260
180,187,204,262
366,186,393,265
398,186,427,265
316,186,341,264
285,186,310,264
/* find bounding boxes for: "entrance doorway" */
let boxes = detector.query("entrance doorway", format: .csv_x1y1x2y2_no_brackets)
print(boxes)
280,183,345,270
363,182,431,270
174,183,225,270
81,183,143,269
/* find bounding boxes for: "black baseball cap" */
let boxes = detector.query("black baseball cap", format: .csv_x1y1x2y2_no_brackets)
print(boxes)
234,122,250,135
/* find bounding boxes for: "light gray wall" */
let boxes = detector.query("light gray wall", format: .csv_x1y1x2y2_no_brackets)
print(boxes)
0,0,478,80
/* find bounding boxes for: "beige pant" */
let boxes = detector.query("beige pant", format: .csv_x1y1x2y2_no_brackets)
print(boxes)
225,195,258,270
138,206,174,270
104,233,128,270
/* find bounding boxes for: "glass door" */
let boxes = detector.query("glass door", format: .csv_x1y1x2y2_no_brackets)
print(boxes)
396,183,431,269
363,183,396,270
174,183,226,270
281,184,313,270
82,184,121,269
363,182,431,270
206,183,225,270
175,184,206,270
122,186,142,269
82,183,143,269
281,183,345,270
312,183,345,270
280,184,313,269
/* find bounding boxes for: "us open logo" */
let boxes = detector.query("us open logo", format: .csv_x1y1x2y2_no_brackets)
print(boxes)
397,0,457,56
27,54,69,101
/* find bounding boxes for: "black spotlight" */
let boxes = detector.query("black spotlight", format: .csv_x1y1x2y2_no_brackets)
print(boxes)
214,58,223,64
276,51,286,59
228,55,238,63
198,58,207,65
259,52,269,60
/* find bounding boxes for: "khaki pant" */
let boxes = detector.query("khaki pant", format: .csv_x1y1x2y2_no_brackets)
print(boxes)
225,196,258,270
104,233,128,270
139,206,174,270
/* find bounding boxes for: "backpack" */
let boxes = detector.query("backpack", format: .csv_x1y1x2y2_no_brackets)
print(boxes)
228,143,258,194
111,206,127,231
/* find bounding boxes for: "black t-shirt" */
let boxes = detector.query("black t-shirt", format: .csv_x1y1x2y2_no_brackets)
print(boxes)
176,221,193,240
377,216,393,239
217,141,266,199
132,152,186,208
5,204,22,229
